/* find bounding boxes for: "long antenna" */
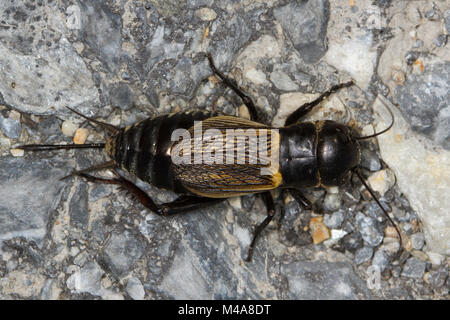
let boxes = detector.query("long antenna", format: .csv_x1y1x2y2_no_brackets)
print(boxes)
66,106,119,134
353,168,403,250
355,96,395,140
16,143,105,151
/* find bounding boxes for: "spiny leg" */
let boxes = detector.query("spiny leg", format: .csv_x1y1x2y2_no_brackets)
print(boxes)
72,170,222,216
60,160,117,181
206,53,260,122
284,81,354,126
158,195,224,215
287,188,312,210
246,191,276,262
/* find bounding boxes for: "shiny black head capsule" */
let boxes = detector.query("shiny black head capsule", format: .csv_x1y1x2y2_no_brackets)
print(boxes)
317,120,360,186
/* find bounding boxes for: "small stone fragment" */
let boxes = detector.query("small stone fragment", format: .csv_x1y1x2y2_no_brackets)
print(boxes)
10,148,24,157
126,277,145,300
384,226,399,239
309,216,330,244
61,120,79,137
323,193,342,211
356,212,384,247
434,34,448,48
372,248,389,272
354,246,373,265
270,71,299,91
410,232,425,250
73,128,89,144
401,257,426,279
0,114,22,139
195,8,217,21
427,252,444,266
238,105,251,120
324,210,345,229
360,149,381,171
341,232,364,253
391,69,405,85
244,68,268,85
367,169,396,196
227,196,242,210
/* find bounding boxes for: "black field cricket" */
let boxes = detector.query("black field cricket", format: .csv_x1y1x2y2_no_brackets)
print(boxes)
18,53,402,261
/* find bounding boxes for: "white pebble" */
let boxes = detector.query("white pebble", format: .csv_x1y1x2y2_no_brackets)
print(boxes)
368,169,396,196
10,148,24,157
61,120,79,137
427,252,444,266
227,197,242,210
244,67,268,85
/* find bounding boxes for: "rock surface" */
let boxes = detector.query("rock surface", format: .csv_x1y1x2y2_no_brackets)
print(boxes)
0,0,448,300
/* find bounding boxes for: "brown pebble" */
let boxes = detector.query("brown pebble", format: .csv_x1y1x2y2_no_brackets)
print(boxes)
309,216,330,244
73,128,89,144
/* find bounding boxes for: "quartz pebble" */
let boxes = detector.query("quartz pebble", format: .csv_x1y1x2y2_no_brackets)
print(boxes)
73,128,89,144
367,169,396,196
10,148,24,157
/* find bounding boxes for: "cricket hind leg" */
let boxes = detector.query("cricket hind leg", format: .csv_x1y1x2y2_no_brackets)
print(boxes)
60,160,117,181
205,53,261,123
284,81,354,126
72,170,223,215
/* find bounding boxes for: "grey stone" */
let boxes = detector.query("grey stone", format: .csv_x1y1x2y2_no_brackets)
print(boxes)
395,62,450,149
109,82,133,110
126,277,145,300
210,15,253,68
401,257,426,279
324,210,345,229
364,201,391,222
425,267,448,288
77,0,122,71
187,0,214,9
281,260,372,299
424,8,440,21
274,0,330,64
89,184,112,202
323,193,342,211
1,0,447,301
69,182,89,229
270,71,300,91
434,34,448,48
0,158,68,248
445,10,450,34
354,246,374,265
0,114,21,139
410,233,425,250
372,248,389,272
355,212,384,247
412,39,424,48
0,2,100,115
66,261,122,299
102,230,146,277
360,149,381,171
341,232,364,253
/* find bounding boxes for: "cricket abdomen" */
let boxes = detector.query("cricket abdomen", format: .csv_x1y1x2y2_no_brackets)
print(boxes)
106,111,216,193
